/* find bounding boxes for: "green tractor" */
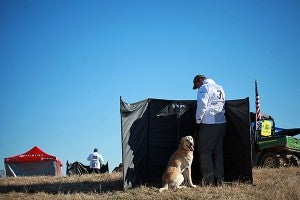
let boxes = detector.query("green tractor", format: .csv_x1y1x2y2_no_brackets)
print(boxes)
250,112,300,168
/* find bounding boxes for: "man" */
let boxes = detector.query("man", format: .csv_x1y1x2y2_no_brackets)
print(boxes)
192,74,226,186
87,148,104,173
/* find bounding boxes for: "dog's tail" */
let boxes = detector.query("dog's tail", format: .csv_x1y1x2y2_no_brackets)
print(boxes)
159,184,168,193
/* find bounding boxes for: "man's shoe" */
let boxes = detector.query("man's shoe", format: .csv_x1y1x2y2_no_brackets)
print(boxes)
215,179,224,187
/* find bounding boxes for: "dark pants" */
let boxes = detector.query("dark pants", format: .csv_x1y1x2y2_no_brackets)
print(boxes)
197,123,226,185
91,168,100,174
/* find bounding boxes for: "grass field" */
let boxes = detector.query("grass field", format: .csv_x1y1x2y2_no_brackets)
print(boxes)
0,167,299,200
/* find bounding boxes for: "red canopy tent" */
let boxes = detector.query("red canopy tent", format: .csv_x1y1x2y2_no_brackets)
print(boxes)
4,146,62,177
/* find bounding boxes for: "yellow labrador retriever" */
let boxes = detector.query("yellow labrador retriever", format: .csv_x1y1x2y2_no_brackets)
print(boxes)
159,135,196,192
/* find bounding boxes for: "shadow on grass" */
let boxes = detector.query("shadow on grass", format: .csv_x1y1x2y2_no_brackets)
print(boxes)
0,179,123,194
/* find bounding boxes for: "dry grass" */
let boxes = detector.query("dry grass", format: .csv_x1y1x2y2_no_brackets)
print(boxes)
0,167,299,200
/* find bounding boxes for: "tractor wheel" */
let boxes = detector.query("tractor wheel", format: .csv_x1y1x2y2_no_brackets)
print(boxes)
260,153,280,168
289,155,300,167
278,155,287,167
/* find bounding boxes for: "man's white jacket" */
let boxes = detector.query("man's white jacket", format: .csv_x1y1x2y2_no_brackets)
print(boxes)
196,78,226,124
87,152,104,169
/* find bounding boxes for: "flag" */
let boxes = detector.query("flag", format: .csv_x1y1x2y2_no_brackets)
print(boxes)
255,80,261,131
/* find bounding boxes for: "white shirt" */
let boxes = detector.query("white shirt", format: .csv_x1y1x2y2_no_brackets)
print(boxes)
87,152,104,169
196,78,226,124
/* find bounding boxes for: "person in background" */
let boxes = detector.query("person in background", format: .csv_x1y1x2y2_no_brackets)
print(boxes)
192,74,227,186
87,148,104,173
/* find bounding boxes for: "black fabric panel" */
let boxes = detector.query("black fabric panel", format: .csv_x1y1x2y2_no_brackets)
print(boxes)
121,98,149,189
148,99,177,183
224,98,253,183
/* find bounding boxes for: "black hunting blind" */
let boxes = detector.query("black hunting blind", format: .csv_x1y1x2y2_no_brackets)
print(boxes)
120,97,252,189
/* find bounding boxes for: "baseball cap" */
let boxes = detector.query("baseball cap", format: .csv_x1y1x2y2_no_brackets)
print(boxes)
192,74,206,89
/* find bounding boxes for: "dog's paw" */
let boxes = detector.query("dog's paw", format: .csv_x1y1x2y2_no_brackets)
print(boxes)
190,184,197,188
159,187,167,192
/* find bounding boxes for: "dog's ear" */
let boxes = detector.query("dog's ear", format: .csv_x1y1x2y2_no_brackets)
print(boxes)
179,137,184,147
